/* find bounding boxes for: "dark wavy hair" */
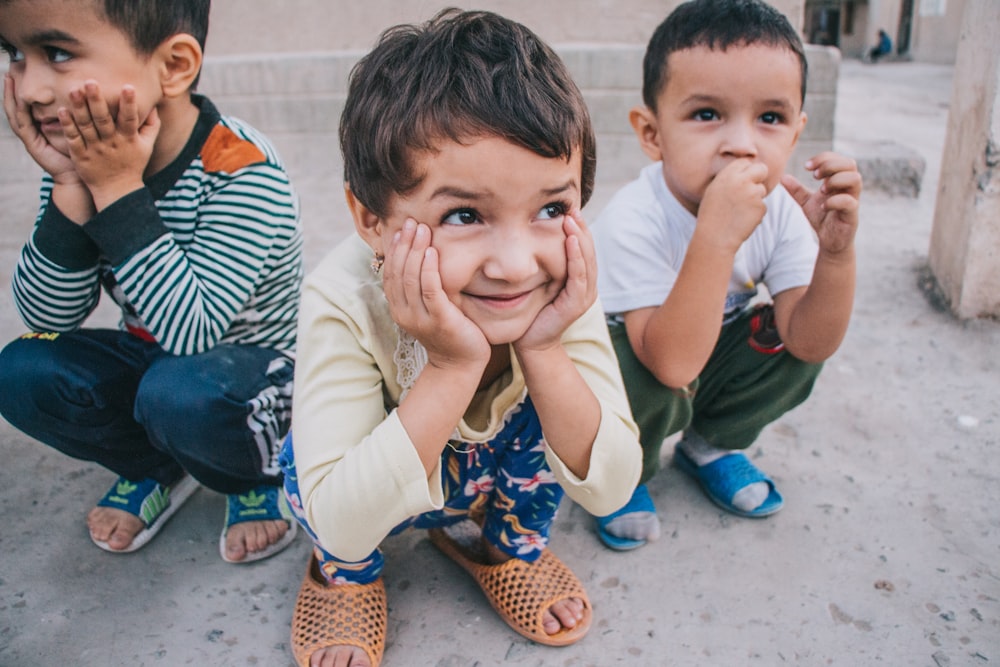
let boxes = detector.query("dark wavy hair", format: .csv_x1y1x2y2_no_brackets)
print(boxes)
340,8,596,217
642,0,807,110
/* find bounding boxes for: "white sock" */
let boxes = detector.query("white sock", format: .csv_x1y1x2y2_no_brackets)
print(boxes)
730,482,770,513
678,431,728,466
604,511,661,542
679,432,770,513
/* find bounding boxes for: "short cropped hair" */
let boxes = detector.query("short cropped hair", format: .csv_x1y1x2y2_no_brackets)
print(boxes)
340,8,596,217
642,0,807,110
100,0,210,55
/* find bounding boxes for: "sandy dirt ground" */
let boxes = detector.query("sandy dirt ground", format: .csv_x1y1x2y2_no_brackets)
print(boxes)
0,59,997,666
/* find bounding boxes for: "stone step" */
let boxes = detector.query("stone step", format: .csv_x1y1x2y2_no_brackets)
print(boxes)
836,139,926,197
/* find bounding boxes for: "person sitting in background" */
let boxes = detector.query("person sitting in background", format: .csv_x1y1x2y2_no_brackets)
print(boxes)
869,29,892,62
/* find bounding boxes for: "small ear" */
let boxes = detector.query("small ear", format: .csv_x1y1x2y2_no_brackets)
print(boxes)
157,34,203,98
791,111,808,147
345,185,386,255
629,106,663,162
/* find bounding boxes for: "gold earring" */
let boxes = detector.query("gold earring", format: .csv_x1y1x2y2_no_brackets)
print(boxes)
370,253,385,275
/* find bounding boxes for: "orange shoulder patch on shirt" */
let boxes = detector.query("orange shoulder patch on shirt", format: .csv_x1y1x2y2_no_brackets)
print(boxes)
201,124,267,174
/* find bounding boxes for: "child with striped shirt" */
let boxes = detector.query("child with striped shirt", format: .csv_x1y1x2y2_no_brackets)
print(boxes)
0,0,303,563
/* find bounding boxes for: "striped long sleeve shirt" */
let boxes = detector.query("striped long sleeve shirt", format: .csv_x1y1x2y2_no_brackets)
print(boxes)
11,95,303,356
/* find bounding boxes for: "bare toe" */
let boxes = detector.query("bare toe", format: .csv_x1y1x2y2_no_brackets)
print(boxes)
310,644,371,667
87,506,143,551
542,596,586,634
225,519,289,561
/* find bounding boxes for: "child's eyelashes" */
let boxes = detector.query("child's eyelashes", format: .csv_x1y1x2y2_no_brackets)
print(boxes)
0,41,72,64
43,46,73,64
537,201,569,220
688,109,786,124
0,40,23,63
439,201,570,226
441,208,480,226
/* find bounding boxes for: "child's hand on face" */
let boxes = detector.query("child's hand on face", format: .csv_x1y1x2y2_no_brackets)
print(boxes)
3,74,78,184
59,80,160,211
382,219,492,372
514,213,597,354
781,152,862,256
696,158,769,252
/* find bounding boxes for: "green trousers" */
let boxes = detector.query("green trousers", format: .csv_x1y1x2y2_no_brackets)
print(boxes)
610,306,823,484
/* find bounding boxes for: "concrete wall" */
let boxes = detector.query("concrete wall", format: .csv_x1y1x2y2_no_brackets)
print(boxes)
836,0,871,59
204,0,805,55
813,0,964,64
910,0,965,64
841,0,964,64
928,0,1000,319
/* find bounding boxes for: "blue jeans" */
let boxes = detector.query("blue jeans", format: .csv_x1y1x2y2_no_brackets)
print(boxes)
281,397,564,584
0,329,293,493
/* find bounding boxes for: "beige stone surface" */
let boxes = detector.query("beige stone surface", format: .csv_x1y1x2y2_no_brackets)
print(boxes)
928,0,1000,319
204,0,804,55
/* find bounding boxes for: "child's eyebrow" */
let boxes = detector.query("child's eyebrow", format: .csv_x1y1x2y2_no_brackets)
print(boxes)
539,179,579,197
758,98,797,110
430,179,578,201
22,29,80,47
681,94,797,111
429,185,483,200
680,94,722,107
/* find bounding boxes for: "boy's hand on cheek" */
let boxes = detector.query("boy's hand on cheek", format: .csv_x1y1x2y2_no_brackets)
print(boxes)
696,158,768,253
782,151,862,256
514,213,597,354
3,74,79,184
382,220,490,371
61,81,160,211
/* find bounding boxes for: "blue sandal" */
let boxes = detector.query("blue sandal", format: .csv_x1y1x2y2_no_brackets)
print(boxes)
595,483,659,551
219,484,297,563
92,474,199,553
673,444,784,518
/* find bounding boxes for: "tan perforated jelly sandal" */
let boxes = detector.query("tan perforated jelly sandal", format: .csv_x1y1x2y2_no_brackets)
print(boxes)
428,527,592,647
290,553,387,667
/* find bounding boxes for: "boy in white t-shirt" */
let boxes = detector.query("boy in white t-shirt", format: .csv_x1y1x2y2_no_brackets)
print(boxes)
591,0,862,550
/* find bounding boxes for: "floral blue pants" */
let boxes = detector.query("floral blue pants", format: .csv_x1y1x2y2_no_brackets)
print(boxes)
281,397,565,584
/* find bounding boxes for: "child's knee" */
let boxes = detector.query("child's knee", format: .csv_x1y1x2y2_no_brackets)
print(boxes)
0,334,78,415
135,364,209,423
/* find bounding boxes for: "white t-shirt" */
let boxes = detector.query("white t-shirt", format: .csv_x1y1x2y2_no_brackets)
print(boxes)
594,162,818,321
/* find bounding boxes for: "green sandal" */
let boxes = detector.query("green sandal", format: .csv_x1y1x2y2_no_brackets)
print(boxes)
219,484,297,563
92,475,199,553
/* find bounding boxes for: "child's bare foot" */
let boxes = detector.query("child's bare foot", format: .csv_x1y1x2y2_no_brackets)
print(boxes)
290,555,387,667
307,645,371,666
89,505,265,556
87,505,144,550
220,486,297,563
481,538,586,635
89,475,199,552
302,568,376,666
542,596,587,634
223,518,290,561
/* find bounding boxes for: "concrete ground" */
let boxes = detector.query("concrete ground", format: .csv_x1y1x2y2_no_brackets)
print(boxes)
1,59,998,666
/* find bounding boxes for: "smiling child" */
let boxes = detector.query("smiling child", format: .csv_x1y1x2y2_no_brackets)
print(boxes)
278,9,642,667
